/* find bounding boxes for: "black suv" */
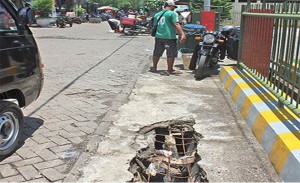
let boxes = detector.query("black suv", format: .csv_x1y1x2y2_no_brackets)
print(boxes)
0,0,43,157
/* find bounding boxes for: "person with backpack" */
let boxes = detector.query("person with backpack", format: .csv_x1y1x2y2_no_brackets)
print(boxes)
150,0,186,75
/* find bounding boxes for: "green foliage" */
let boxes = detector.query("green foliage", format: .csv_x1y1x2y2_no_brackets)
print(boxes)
119,1,132,9
191,0,202,11
86,0,164,10
211,0,233,19
75,7,86,14
191,0,233,20
32,0,53,17
144,0,164,10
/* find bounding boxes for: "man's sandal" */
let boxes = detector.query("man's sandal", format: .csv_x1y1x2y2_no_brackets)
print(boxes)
149,67,158,73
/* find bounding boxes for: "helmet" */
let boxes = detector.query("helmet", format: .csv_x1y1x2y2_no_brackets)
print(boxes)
221,25,238,37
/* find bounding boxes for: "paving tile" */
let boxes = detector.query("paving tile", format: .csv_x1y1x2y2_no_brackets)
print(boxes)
28,177,50,182
35,149,58,161
0,164,18,177
70,115,88,122
68,137,84,144
54,164,69,174
28,142,57,152
17,165,42,180
41,168,66,182
0,154,22,165
59,131,86,138
43,130,66,138
49,136,70,145
31,134,50,144
50,144,72,153
74,121,98,128
23,138,39,147
16,148,37,159
0,175,25,182
33,127,51,135
13,157,44,167
77,126,95,134
34,159,64,170
56,114,72,121
59,124,80,133
44,124,62,131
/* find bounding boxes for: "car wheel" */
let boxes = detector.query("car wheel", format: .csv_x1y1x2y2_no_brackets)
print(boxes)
0,101,24,158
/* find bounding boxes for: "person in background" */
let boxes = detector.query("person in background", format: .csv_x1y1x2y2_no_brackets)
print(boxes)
150,0,186,75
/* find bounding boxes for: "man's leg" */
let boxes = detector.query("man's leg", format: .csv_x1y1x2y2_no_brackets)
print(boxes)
151,39,164,72
167,57,175,73
151,56,160,71
166,39,182,74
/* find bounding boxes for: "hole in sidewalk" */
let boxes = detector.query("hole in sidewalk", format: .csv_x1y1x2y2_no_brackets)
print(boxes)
128,119,208,182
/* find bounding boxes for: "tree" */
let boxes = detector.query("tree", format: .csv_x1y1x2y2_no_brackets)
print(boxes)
191,0,233,19
191,0,202,11
211,0,233,19
32,0,53,17
144,0,164,10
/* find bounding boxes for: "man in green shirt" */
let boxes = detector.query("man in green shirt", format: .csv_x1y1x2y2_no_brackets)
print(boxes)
150,0,186,75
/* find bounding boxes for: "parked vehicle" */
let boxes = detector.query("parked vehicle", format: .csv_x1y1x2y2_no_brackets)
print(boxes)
69,16,81,24
0,0,43,158
189,26,238,79
121,16,153,36
88,13,101,23
56,16,72,28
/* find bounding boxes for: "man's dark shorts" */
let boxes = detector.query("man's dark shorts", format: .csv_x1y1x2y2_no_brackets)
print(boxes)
153,38,178,58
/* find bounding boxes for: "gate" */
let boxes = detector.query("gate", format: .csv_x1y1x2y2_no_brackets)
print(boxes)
238,1,300,115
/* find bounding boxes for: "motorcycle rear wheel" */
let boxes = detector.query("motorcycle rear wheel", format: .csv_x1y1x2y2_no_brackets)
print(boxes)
124,28,135,36
195,55,206,79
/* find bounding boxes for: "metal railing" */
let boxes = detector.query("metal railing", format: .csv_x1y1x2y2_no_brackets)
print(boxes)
238,2,300,115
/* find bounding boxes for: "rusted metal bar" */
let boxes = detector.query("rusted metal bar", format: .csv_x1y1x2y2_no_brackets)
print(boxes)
181,128,193,182
155,139,196,146
155,133,195,140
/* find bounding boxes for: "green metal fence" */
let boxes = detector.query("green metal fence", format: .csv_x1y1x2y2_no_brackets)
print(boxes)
238,1,300,115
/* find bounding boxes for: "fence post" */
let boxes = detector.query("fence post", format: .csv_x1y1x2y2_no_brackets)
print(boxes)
237,5,246,70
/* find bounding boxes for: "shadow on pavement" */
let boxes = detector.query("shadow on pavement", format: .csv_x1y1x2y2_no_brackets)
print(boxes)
22,117,44,142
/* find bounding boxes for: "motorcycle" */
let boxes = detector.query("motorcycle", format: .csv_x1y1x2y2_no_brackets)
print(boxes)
69,17,82,24
189,31,226,79
56,16,72,28
121,17,153,36
189,26,239,79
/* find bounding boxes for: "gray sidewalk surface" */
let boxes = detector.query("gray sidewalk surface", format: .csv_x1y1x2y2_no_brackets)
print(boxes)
78,56,282,182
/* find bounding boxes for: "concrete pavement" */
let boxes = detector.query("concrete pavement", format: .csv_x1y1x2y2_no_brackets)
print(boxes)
78,55,282,182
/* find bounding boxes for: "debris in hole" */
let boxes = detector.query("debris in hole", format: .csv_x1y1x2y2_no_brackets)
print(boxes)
129,119,208,182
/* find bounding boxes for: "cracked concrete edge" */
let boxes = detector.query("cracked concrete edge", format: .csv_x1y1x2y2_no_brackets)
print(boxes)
63,57,150,182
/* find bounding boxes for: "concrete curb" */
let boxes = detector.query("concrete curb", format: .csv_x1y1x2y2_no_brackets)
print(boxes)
219,66,300,182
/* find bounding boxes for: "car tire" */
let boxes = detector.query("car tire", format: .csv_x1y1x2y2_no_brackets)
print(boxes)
0,101,24,158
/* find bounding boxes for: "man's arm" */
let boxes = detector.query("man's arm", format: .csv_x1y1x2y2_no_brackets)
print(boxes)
174,22,186,43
